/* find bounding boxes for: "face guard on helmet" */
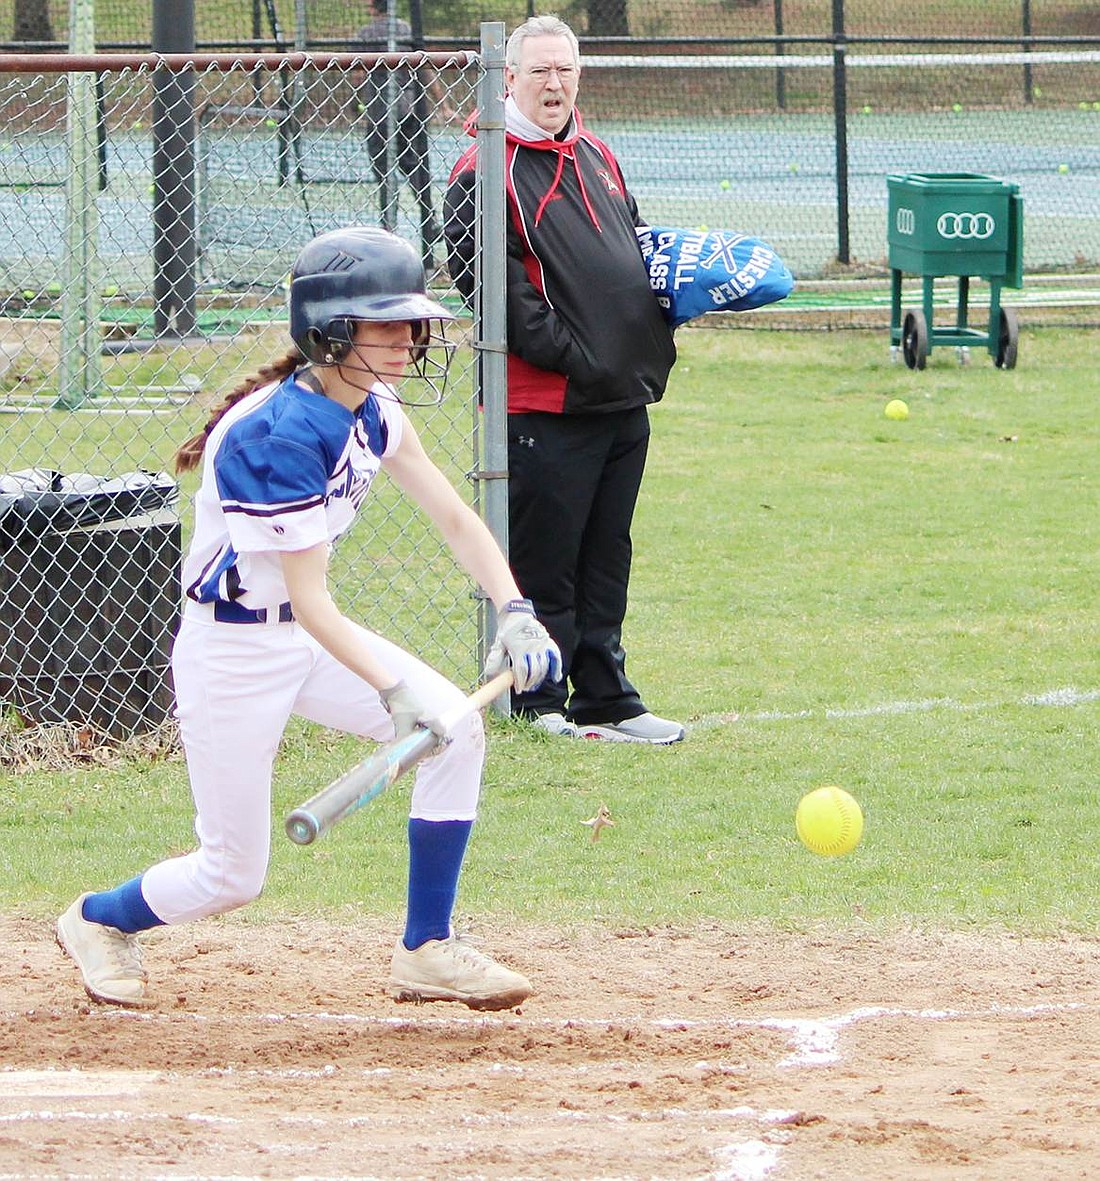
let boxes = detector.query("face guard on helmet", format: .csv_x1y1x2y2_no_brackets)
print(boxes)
289,226,456,406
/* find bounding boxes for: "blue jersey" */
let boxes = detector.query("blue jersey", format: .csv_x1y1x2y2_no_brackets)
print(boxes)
182,373,406,611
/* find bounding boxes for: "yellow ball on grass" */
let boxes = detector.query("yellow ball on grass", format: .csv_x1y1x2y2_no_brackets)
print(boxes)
796,786,864,857
884,399,909,421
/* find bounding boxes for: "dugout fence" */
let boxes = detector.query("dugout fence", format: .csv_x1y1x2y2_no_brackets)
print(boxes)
0,44,501,741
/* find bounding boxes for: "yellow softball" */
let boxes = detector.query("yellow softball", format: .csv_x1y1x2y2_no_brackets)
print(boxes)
795,786,864,856
884,399,909,420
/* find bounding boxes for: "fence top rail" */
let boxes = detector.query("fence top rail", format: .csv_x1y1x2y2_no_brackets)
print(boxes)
9,46,1093,75
582,49,1100,69
0,50,479,74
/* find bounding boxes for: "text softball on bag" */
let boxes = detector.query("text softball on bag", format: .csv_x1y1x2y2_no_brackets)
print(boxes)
636,225,794,328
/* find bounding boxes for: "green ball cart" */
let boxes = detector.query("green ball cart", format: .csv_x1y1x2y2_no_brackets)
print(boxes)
887,172,1024,370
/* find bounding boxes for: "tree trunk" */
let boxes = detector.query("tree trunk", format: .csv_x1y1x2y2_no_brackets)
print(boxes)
587,0,629,37
14,0,55,42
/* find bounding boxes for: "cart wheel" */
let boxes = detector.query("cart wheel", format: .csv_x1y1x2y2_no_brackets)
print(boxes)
902,310,929,371
995,307,1019,370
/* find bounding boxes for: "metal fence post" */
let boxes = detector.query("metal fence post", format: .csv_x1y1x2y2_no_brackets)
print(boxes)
152,0,197,337
381,0,399,232
773,0,786,111
58,0,102,410
831,0,850,266
477,20,509,709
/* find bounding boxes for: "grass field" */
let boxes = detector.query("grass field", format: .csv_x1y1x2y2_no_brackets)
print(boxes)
3,323,1099,935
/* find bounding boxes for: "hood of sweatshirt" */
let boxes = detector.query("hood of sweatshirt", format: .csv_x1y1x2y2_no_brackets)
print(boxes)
464,97,602,230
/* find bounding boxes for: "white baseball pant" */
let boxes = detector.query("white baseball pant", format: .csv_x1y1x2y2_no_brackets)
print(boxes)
141,608,484,926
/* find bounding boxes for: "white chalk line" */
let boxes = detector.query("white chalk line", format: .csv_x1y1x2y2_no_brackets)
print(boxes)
3,998,1086,1037
712,999,1086,1180
0,1099,833,1181
2,1003,1088,1181
712,1139,781,1181
2,998,1086,1051
692,685,1100,730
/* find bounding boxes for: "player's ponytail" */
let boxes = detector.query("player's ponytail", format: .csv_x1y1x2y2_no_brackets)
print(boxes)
173,351,301,473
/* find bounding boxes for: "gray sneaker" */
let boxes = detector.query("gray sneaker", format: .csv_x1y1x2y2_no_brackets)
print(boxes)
56,894,150,1008
576,712,686,745
529,711,578,738
390,935,533,1011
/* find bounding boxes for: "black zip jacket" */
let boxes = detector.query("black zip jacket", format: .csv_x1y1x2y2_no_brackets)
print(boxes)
444,111,676,415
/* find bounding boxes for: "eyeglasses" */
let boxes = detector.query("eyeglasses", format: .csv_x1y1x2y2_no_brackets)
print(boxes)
523,65,577,82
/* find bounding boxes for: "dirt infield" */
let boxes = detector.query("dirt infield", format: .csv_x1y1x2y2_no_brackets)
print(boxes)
3,915,1099,1179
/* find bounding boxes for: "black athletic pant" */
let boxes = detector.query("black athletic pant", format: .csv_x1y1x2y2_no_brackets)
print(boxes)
506,406,650,725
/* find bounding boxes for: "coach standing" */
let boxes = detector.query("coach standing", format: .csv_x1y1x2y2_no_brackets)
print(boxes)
444,14,683,744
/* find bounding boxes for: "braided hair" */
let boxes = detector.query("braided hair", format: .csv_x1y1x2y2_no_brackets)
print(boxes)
173,351,301,473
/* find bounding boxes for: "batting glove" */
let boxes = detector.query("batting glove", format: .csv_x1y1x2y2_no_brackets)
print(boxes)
379,681,446,742
483,599,562,694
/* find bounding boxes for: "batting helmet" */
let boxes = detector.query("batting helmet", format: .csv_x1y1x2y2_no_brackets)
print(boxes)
289,226,453,365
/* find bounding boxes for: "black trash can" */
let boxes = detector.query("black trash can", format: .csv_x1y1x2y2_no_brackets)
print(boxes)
0,469,182,739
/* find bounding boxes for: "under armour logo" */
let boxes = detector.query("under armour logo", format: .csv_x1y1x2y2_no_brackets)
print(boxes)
596,168,620,195
517,435,535,448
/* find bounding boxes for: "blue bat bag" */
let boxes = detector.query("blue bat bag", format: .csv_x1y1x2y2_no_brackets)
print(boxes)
636,225,794,328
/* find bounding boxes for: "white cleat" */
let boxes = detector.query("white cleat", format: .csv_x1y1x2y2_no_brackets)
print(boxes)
390,935,533,1011
56,894,150,1008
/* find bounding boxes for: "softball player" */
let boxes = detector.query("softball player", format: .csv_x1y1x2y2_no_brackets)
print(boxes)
57,226,559,1012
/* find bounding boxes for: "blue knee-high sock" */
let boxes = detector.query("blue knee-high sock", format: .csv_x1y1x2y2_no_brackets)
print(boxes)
81,875,165,934
402,818,473,950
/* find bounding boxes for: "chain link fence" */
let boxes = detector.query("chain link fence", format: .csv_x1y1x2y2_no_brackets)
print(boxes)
4,2,1098,278
4,1,1099,49
0,50,484,740
2,6,1098,740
